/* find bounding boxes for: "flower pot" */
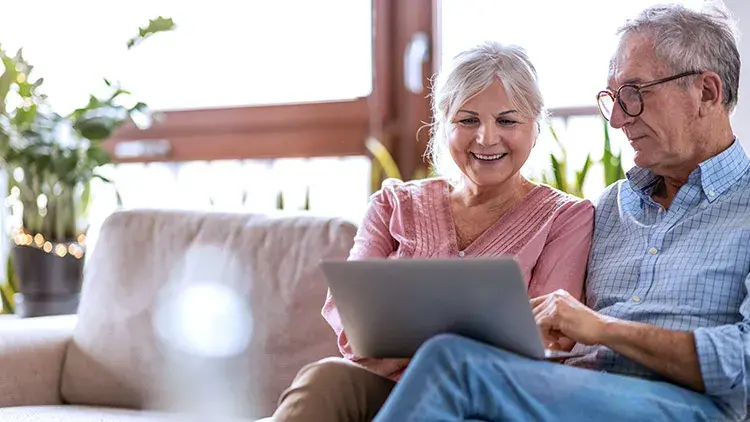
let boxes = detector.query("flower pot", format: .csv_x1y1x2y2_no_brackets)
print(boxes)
11,244,83,318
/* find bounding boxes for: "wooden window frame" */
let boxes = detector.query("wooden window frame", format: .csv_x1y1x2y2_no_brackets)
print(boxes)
105,0,436,180
105,1,598,174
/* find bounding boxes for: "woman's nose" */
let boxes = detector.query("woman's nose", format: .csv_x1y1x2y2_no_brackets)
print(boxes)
477,123,500,145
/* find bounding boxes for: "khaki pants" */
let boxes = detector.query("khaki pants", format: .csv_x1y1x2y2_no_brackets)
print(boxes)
273,357,396,422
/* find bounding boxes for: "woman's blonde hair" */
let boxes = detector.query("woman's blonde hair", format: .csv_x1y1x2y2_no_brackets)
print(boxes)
426,42,545,182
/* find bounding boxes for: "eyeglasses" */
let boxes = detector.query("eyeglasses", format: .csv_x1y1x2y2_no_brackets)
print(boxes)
596,71,702,121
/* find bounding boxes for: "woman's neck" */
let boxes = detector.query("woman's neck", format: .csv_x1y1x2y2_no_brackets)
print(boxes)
452,174,534,210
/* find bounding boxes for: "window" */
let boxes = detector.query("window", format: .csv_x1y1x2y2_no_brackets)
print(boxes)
439,0,699,108
0,1,383,251
0,0,373,113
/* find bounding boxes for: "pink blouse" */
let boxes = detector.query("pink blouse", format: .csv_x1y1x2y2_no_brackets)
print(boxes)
322,178,594,380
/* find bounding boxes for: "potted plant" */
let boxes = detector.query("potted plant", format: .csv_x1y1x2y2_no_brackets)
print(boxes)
0,17,175,317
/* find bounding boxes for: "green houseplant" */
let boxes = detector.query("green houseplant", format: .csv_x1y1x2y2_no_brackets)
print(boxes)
541,117,626,198
0,17,175,316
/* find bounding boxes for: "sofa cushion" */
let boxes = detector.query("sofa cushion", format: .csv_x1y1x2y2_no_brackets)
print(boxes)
0,405,253,421
60,210,353,418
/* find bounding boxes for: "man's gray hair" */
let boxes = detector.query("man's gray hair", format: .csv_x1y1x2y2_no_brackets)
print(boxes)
427,41,545,181
616,1,741,112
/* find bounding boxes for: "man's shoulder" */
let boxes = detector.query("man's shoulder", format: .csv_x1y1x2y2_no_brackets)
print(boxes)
723,169,750,197
593,179,629,208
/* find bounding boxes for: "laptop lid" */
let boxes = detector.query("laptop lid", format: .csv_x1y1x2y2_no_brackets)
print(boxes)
320,258,548,360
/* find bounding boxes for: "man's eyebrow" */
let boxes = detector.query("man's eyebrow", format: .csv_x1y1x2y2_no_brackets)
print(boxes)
622,77,644,85
607,77,644,90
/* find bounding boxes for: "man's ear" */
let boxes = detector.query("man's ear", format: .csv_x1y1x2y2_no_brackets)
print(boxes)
699,71,723,116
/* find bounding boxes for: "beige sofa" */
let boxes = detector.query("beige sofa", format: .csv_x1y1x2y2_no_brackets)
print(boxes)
0,209,355,421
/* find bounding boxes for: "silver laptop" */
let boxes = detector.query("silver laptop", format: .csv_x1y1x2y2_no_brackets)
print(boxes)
320,258,583,361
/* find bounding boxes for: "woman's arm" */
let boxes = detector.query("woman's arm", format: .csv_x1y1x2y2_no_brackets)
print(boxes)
321,182,409,378
526,199,594,351
527,199,594,300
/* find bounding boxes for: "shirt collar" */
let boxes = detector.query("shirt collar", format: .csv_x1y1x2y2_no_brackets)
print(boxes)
697,138,750,201
625,138,750,202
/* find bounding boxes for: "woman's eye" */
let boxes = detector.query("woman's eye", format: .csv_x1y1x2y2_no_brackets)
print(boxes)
457,117,478,125
497,119,517,126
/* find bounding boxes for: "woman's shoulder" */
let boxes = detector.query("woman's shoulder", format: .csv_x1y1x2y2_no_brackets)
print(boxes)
527,184,594,219
532,184,592,206
375,177,449,199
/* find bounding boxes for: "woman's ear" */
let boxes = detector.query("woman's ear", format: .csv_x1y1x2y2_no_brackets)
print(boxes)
699,71,723,116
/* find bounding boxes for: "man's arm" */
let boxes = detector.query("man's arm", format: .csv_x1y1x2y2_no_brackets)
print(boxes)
598,319,703,391
532,291,703,390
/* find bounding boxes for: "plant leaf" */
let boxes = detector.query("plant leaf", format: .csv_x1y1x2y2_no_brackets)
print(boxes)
1,255,17,314
78,180,93,218
576,154,592,192
93,173,113,184
370,159,383,194
127,16,176,49
602,117,625,186
276,191,284,210
550,154,567,193
0,48,19,116
0,284,14,314
365,137,402,181
93,174,124,207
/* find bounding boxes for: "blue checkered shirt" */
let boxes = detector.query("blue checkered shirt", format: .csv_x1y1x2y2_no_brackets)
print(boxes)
569,139,750,419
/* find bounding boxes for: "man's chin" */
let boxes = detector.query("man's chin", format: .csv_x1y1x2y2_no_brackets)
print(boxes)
632,153,654,170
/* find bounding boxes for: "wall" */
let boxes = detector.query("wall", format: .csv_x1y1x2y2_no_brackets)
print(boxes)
725,0,750,149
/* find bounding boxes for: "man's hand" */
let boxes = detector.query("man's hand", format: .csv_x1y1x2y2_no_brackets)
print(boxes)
531,290,705,392
531,289,610,348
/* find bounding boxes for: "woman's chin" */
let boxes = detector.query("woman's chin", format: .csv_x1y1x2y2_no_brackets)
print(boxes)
464,172,513,188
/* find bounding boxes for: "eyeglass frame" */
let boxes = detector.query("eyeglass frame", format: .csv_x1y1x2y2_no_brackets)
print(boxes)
596,70,703,121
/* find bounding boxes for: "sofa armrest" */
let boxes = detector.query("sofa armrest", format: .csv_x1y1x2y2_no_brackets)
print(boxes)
0,315,77,407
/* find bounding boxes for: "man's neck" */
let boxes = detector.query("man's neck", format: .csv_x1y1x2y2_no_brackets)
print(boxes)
651,131,735,210
652,177,685,210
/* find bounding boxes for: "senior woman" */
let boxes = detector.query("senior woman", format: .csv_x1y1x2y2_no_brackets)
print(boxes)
272,41,594,422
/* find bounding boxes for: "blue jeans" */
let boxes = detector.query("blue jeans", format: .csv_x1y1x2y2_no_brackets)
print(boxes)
373,334,730,422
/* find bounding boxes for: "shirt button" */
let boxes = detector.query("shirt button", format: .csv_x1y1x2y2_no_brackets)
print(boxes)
657,208,664,214
708,190,716,198
632,296,641,303
648,247,658,255
458,250,465,257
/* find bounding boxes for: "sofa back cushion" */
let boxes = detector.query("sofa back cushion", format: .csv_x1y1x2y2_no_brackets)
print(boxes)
60,210,352,418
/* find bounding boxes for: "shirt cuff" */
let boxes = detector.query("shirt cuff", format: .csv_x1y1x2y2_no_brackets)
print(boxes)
693,326,746,416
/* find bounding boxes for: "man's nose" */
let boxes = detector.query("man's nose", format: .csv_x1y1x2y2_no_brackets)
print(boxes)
608,100,634,129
